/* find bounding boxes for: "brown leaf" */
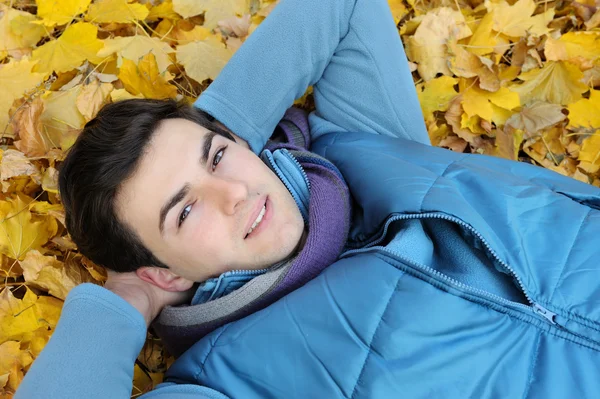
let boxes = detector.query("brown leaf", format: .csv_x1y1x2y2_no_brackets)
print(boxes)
505,101,566,138
12,97,51,157
0,149,38,181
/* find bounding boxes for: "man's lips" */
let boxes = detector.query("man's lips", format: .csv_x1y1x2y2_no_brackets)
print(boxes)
244,195,267,238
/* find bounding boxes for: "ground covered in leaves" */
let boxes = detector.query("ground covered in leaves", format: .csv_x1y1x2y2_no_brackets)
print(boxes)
0,0,599,396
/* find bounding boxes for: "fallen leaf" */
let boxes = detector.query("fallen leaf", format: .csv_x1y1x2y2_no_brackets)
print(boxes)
172,0,248,28
545,32,600,64
0,340,33,392
448,42,499,91
36,0,93,26
12,96,52,157
0,150,38,181
76,80,113,121
0,195,58,260
118,53,178,99
462,83,520,123
40,87,87,151
110,88,144,102
0,288,62,344
404,7,472,81
467,12,497,56
0,5,46,59
489,0,554,38
41,166,58,193
511,61,589,105
0,58,45,136
416,75,458,121
506,101,566,137
177,35,234,83
98,35,174,74
147,0,181,22
86,0,149,23
31,22,104,77
578,132,600,173
21,250,83,300
567,89,600,131
217,14,251,38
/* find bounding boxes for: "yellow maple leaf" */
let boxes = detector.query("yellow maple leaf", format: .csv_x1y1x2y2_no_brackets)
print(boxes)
404,7,472,81
21,250,84,300
31,22,104,77
387,0,408,24
147,0,181,22
0,57,45,136
416,76,458,121
176,35,234,83
467,12,497,56
448,42,499,92
0,340,33,392
567,89,600,130
110,88,144,102
579,132,600,174
36,0,92,26
489,0,554,38
462,83,520,123
0,195,58,260
40,87,87,151
155,19,211,46
86,0,149,24
0,288,62,344
75,80,113,121
0,5,46,58
118,53,178,99
172,0,248,29
41,166,58,193
545,32,600,63
511,61,589,105
97,35,174,74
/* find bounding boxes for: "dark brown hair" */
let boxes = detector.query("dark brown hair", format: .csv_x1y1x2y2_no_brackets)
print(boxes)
59,99,234,272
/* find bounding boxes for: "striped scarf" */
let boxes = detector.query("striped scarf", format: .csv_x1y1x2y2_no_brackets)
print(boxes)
153,108,352,357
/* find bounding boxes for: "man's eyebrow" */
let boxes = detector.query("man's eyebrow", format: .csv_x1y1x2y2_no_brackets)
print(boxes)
159,183,190,235
201,131,217,167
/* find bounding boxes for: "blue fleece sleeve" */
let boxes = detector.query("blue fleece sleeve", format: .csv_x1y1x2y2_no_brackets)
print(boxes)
194,0,430,154
15,284,227,399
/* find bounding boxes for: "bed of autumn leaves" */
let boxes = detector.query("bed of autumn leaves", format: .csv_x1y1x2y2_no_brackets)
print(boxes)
0,0,599,396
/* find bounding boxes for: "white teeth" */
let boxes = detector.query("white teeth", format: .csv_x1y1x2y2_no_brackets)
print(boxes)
247,205,266,235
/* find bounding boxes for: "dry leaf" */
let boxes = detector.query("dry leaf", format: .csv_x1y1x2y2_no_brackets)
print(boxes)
98,36,174,74
173,0,248,29
567,89,600,131
86,0,149,24
31,23,104,77
118,53,178,99
0,5,46,60
506,101,566,138
0,340,33,392
489,0,554,38
36,0,93,26
0,150,38,181
0,194,58,260
416,75,458,121
12,96,51,157
404,7,472,81
76,80,113,121
177,35,234,83
511,61,589,105
21,250,82,300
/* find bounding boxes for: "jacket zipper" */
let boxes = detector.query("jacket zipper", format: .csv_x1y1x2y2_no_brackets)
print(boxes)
341,213,561,326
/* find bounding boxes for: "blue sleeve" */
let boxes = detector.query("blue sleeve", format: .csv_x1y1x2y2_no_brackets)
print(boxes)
15,284,227,399
194,0,430,154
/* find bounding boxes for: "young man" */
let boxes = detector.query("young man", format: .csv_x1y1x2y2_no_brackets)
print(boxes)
17,0,600,397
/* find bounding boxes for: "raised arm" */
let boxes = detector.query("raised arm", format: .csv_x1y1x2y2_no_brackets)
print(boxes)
195,0,430,154
15,284,227,399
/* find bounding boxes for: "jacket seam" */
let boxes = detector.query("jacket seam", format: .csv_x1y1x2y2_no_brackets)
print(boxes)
193,324,232,382
549,207,591,302
349,273,404,399
419,156,467,211
522,330,541,399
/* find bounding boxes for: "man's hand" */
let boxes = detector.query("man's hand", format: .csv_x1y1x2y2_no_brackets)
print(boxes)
104,270,195,327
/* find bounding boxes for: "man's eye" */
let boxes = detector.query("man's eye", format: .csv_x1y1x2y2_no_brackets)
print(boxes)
178,204,192,227
212,146,227,171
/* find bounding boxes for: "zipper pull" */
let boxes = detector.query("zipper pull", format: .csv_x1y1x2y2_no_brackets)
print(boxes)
533,303,557,325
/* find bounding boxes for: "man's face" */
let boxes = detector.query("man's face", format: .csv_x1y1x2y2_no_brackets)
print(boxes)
116,118,305,282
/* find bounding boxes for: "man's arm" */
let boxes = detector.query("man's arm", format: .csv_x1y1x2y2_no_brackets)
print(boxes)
195,0,430,154
15,283,227,399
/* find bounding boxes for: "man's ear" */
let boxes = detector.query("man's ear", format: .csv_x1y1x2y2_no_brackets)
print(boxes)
136,267,194,292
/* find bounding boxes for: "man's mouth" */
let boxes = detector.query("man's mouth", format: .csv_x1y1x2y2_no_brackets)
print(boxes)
244,196,269,239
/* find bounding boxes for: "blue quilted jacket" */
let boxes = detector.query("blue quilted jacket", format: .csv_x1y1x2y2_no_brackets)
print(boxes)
16,0,600,397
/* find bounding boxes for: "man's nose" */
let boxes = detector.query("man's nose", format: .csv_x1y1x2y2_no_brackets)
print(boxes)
207,176,248,215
